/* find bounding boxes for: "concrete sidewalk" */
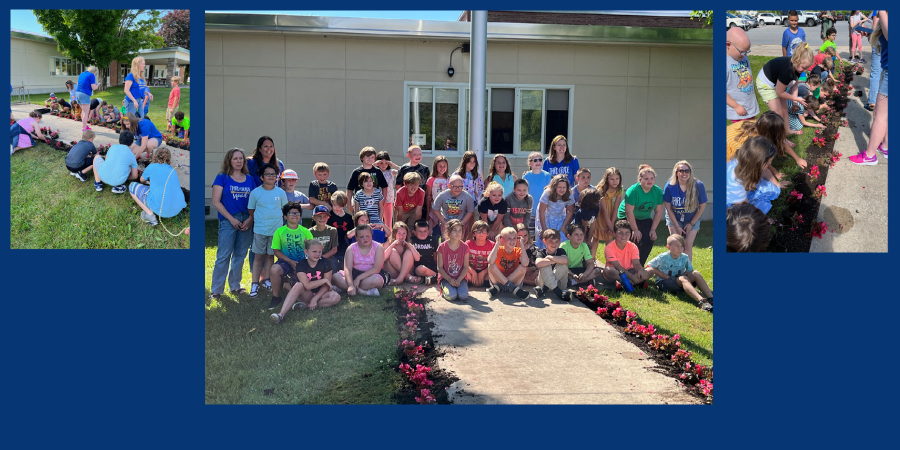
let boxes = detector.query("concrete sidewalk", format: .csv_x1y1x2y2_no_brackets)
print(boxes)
12,103,190,191
810,60,887,252
420,285,699,404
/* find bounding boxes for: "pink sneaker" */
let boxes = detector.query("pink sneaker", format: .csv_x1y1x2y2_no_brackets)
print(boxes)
877,144,888,159
849,151,878,165
85,126,91,130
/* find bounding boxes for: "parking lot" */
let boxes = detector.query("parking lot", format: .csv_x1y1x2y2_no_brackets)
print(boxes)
742,17,854,49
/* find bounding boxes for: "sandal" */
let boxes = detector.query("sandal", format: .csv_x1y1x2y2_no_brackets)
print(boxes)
230,288,247,295
406,275,423,285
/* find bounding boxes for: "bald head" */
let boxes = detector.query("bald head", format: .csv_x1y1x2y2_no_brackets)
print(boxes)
727,27,750,52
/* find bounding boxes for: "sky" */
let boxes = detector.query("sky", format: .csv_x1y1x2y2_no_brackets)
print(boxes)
206,11,464,21
10,10,173,36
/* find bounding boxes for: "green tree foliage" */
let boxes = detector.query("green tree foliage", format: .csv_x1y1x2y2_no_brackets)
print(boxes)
158,10,190,49
33,10,164,90
691,10,713,27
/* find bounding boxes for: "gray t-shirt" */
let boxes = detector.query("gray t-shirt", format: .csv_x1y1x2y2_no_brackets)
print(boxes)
503,192,533,228
310,225,339,256
432,189,475,221
726,54,760,121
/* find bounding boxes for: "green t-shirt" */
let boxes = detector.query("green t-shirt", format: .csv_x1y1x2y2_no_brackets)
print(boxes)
272,224,314,262
617,183,663,221
820,40,836,54
172,116,190,129
560,240,592,269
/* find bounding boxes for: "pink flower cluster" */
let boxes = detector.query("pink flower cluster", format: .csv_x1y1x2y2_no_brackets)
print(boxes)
813,137,826,148
814,185,827,199
395,286,436,404
788,191,803,203
808,221,829,239
809,165,820,181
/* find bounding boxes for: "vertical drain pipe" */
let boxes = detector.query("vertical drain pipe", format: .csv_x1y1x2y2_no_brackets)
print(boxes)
469,11,488,178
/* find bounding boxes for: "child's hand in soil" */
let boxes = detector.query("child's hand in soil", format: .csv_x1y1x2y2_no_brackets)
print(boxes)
817,124,826,128
794,158,809,169
777,180,792,188
774,171,786,181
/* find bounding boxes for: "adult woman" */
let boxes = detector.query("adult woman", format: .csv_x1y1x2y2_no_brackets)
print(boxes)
663,161,707,261
122,113,162,161
333,224,389,296
209,148,257,299
124,57,152,118
11,111,48,154
866,11,883,111
75,66,100,132
245,136,285,188
542,135,580,186
617,164,664,266
850,11,889,165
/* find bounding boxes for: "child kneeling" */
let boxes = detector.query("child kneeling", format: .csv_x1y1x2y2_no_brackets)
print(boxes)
93,130,139,194
487,227,530,299
533,228,572,301
646,235,713,312
270,239,340,324
128,147,187,226
598,220,652,289
436,219,470,301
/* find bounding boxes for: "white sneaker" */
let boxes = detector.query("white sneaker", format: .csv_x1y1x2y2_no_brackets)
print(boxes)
262,279,272,291
364,288,380,296
250,283,259,298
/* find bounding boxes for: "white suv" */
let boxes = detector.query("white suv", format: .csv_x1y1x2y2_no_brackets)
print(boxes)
781,11,820,27
726,13,750,31
757,13,779,25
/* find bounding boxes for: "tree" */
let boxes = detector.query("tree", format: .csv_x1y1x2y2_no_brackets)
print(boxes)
34,10,163,90
158,10,190,49
690,10,713,28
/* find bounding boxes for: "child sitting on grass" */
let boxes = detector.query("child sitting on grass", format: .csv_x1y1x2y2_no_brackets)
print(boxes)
103,103,121,124
127,146,186,226
561,222,603,287
466,220,495,288
409,220,439,285
383,221,420,285
487,226,531,299
248,163,289,298
11,111,49,154
65,130,98,182
597,220,652,290
267,201,315,311
436,219,470,302
270,239,340,324
92,130,139,193
533,228,571,301
726,203,771,252
646,235,713,312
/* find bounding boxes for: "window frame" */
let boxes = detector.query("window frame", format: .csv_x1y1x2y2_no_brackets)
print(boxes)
403,81,574,158
49,56,84,77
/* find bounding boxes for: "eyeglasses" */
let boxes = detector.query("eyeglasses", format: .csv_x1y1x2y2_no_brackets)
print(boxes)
677,169,692,174
450,184,464,188
530,158,543,163
727,41,751,57
287,212,302,216
263,173,278,177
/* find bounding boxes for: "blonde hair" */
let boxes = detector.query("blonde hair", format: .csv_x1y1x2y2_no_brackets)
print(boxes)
313,162,330,173
483,181,504,198
403,172,421,186
130,57,145,82
171,76,182,84
86,65,97,74
499,227,517,238
791,44,814,71
152,147,172,165
668,161,699,213
331,190,348,207
597,167,624,198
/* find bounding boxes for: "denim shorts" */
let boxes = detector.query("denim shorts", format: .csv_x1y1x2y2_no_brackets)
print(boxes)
665,213,702,231
879,69,888,98
75,92,91,107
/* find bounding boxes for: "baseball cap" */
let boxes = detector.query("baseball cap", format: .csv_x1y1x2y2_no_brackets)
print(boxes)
50,93,56,98
281,169,298,180
313,205,330,215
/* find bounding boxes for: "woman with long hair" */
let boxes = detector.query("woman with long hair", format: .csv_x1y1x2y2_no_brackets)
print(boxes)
245,136,285,187
542,135,580,185
663,161,707,260
209,148,257,299
124,57,149,118
74,66,100,132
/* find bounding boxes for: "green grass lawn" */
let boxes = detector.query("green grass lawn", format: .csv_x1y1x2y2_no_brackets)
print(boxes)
21,85,189,134
204,220,401,404
10,143,189,249
593,222,713,367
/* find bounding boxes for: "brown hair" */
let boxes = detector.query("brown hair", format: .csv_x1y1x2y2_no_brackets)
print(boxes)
548,135,574,164
735,136,775,192
726,203,771,252
82,130,96,141
472,220,489,234
359,146,376,162
636,164,656,182
331,190,348,207
152,146,172,165
596,167,624,198
547,174,571,203
313,162,330,173
487,154,513,182
803,95,820,114
220,148,249,175
124,112,140,135
391,221,410,242
403,172,422,186
29,111,42,120
357,172,374,187
735,111,787,157
456,151,480,179
431,155,449,179
352,211,369,227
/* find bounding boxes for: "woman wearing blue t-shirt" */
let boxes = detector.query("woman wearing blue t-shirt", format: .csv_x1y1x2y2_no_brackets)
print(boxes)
124,57,152,118
122,113,162,161
542,135,580,186
245,136,285,188
663,161,707,261
210,148,258,299
75,66,100,132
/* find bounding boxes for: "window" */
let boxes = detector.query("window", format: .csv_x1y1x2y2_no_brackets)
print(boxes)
404,82,573,156
49,57,84,77
120,64,129,83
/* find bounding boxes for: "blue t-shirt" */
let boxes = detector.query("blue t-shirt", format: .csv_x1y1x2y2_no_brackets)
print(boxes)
880,35,888,70
125,73,143,101
522,170,553,216
725,158,747,207
212,172,258,219
782,27,806,57
286,190,310,204
663,180,708,225
646,251,694,279
248,186,288,236
137,119,163,141
76,71,96,96
97,145,138,186
143,163,186,218
246,158,285,188
542,157,580,186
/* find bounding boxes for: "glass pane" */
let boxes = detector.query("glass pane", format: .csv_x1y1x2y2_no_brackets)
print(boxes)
55,58,61,76
435,88,458,151
408,87,433,150
491,88,515,154
519,90,543,153
546,90,570,147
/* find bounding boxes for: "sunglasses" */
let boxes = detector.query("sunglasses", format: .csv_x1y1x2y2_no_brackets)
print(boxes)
530,158,543,163
677,169,692,174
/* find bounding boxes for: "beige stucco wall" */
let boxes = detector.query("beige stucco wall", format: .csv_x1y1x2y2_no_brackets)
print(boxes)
205,31,713,220
10,36,75,93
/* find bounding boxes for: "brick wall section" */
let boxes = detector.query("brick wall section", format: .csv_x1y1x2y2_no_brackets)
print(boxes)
459,11,705,29
109,60,119,86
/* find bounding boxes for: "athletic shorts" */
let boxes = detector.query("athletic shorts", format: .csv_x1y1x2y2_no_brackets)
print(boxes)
252,233,275,255
350,267,390,287
656,276,684,292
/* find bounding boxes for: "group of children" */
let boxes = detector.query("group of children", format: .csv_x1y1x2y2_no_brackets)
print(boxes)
225,135,712,325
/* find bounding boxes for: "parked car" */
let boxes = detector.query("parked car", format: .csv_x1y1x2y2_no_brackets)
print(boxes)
757,13,780,25
779,10,820,27
741,15,759,28
835,13,844,20
726,13,751,31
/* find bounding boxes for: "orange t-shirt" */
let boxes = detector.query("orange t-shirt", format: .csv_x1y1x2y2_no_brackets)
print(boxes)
604,241,639,270
495,245,522,276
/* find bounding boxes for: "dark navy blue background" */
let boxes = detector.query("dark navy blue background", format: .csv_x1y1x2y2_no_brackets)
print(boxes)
2,4,894,447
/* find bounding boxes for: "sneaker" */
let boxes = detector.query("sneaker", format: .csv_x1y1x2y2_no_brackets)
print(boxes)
487,284,501,297
364,288,380,296
849,151,878,165
94,182,103,192
513,287,530,299
269,313,283,324
424,276,436,285
331,285,342,294
262,279,272,291
533,286,546,297
860,58,867,63
73,171,87,182
111,184,127,194
209,293,221,300
699,301,713,313
140,211,159,226
250,283,259,298
706,297,713,306
70,171,78,177
267,296,282,311
878,144,888,159
561,291,573,302
85,126,91,130
291,302,309,311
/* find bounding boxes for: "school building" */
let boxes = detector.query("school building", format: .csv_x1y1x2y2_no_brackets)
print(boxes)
10,29,190,95
205,11,714,220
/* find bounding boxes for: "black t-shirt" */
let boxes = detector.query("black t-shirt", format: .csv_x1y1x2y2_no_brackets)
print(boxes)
327,211,354,250
309,180,338,205
534,246,568,269
574,207,599,226
763,56,801,87
410,233,438,266
522,244,539,268
396,163,431,190
296,258,333,282
477,197,508,225
347,166,388,192
810,66,826,82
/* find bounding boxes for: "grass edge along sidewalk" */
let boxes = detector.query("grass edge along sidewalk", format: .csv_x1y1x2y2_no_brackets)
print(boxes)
204,220,712,404
10,143,189,249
